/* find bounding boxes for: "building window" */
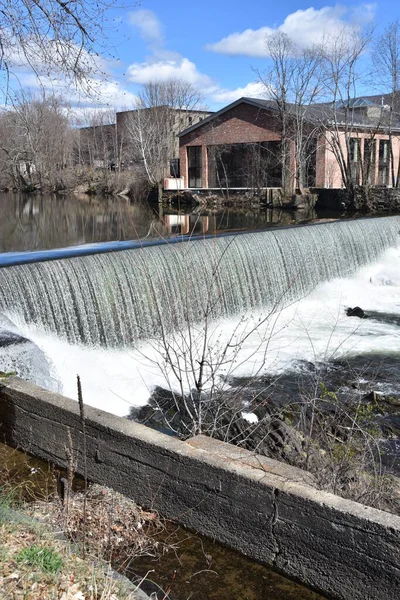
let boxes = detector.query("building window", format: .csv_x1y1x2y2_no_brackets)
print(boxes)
188,146,202,188
304,138,317,188
170,158,180,178
378,140,390,185
207,142,282,189
363,139,376,185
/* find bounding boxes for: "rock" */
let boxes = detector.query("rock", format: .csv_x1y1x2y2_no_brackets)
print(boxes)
346,306,367,318
0,315,59,392
291,193,318,210
130,386,306,465
0,330,29,348
362,390,383,404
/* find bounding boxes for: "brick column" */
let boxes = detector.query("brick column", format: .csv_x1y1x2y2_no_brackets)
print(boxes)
289,139,296,193
179,143,188,188
315,136,326,187
201,145,208,188
374,139,380,186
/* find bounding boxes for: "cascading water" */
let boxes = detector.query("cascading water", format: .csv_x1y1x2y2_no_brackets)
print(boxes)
1,215,400,416
1,216,400,347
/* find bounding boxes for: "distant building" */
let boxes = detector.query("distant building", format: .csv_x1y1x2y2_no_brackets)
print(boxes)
116,107,212,178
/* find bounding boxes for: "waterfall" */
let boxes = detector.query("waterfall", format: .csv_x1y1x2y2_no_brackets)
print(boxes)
1,217,399,347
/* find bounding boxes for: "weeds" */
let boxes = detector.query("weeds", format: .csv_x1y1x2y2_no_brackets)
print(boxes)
55,484,166,569
0,444,169,599
292,370,400,512
16,544,63,573
0,516,141,599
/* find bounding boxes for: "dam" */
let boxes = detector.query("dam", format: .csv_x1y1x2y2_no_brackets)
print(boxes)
1,217,399,347
1,216,400,415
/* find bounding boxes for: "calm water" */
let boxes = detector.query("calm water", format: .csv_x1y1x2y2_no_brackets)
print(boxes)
0,191,338,253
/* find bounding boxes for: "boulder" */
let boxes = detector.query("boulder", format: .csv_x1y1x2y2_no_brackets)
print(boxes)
0,315,58,392
346,306,367,318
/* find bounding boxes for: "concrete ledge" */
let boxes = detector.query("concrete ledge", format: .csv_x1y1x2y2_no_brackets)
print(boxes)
1,376,399,600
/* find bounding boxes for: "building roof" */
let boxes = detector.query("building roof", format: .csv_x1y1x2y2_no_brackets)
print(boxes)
117,106,212,118
333,98,379,108
178,95,400,138
177,97,277,137
362,91,400,111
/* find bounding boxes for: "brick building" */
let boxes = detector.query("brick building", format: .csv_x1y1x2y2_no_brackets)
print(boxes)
178,97,400,193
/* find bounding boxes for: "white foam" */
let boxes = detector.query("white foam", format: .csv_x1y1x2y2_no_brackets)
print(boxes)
6,246,400,417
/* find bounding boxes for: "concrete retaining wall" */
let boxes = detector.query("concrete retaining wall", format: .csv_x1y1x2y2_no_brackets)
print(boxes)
1,376,399,600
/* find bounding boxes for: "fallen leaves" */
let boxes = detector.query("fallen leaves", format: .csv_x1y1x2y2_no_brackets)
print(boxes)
59,583,85,600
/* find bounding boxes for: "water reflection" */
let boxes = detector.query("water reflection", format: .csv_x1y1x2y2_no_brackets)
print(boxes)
0,191,326,253
0,192,160,252
131,523,327,600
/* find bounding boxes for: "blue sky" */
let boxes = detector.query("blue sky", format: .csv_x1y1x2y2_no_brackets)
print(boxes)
9,1,400,112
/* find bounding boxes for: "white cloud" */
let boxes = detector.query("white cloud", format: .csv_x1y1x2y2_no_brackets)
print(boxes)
211,81,267,104
281,5,351,49
85,79,139,108
1,20,135,110
207,27,271,58
2,30,110,80
206,4,376,57
127,9,216,92
129,9,164,47
126,57,214,88
14,71,138,110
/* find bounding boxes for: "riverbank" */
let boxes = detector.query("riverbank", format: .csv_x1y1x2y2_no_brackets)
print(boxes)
0,442,326,600
0,444,166,599
0,509,145,600
4,172,400,216
0,168,149,202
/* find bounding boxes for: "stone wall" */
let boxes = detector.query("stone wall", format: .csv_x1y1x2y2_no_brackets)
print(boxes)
1,376,399,600
314,186,400,212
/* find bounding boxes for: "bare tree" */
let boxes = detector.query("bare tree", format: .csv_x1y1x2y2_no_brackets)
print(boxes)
75,109,118,171
372,20,400,187
0,0,129,98
257,32,322,194
140,79,205,113
123,103,171,187
317,27,376,199
122,78,206,189
0,91,73,190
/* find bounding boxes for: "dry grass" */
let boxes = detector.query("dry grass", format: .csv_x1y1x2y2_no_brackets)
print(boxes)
0,517,141,600
28,484,166,569
0,445,170,599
